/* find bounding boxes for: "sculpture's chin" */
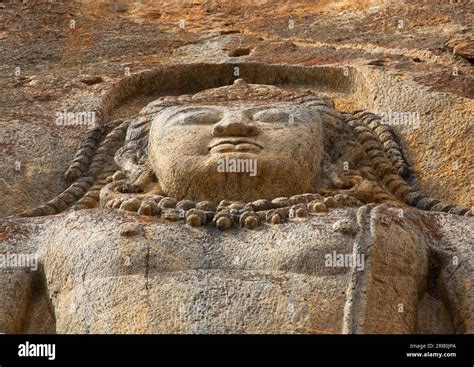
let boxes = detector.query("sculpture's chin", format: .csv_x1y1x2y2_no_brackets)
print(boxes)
157,155,317,203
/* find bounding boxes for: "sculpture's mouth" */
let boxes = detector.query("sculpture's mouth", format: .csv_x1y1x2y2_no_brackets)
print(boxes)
208,138,263,154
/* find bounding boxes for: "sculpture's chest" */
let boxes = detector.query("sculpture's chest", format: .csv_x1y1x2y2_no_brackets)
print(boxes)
44,214,359,279
41,213,360,333
40,208,430,333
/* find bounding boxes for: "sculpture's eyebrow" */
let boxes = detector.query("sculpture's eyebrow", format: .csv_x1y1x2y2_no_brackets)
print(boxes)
248,105,308,112
167,106,222,120
249,106,310,118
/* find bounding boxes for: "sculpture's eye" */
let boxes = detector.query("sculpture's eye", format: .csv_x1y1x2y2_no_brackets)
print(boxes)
173,109,222,125
252,109,305,123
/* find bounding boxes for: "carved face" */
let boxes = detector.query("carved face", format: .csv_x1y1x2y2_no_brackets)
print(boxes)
149,102,324,202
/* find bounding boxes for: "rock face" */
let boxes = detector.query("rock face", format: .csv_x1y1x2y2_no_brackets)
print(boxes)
0,0,473,335
446,36,474,62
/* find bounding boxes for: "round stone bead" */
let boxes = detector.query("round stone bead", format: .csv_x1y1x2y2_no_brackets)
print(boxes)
196,201,217,212
159,197,178,209
186,208,207,227
324,196,339,208
240,211,259,229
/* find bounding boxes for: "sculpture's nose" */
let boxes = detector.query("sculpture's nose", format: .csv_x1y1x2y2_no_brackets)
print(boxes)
212,111,258,137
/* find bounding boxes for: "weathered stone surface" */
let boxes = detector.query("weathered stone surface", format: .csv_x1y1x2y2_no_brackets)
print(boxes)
446,36,474,61
1,0,473,335
1,206,472,333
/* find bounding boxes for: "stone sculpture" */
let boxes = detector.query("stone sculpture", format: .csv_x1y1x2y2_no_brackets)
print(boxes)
1,79,472,334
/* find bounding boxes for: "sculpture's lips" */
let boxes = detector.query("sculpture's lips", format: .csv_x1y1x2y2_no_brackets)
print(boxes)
208,139,262,153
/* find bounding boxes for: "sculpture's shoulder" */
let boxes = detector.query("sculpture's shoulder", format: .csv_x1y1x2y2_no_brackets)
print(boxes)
351,204,474,333
424,209,474,251
0,217,42,256
0,217,50,333
418,210,474,333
